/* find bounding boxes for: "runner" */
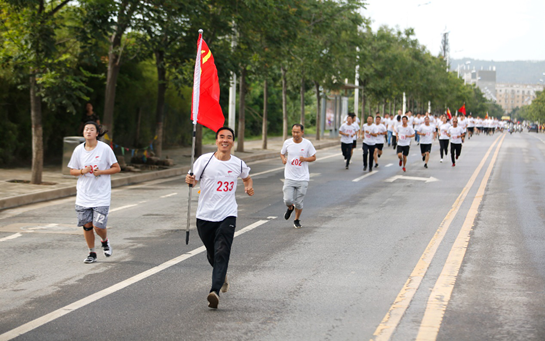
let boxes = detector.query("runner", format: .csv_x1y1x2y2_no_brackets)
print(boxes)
339,113,357,169
362,115,378,171
447,118,464,167
281,124,317,229
185,127,254,309
438,116,451,163
417,116,436,168
459,114,468,143
391,111,402,150
68,121,120,264
467,114,475,139
395,116,415,172
384,113,391,146
414,113,423,145
475,116,483,135
374,115,387,168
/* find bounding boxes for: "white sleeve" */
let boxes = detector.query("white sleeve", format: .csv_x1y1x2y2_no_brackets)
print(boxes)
308,141,317,157
67,147,81,170
240,161,251,179
281,140,288,155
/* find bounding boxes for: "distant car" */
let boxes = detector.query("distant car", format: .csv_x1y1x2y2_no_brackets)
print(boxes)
528,124,538,132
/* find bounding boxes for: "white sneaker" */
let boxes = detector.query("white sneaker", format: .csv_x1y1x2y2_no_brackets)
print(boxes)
440,159,443,163
221,275,229,293
101,239,112,257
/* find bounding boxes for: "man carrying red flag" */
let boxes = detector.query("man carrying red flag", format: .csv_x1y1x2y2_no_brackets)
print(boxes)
446,108,452,120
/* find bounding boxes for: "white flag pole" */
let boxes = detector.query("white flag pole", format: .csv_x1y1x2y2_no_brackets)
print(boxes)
186,29,204,245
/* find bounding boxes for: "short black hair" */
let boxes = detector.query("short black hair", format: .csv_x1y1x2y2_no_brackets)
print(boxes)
215,127,235,140
348,112,356,118
292,123,304,131
83,121,107,138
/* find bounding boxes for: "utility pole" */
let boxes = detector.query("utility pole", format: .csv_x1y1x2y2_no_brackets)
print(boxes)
441,29,450,72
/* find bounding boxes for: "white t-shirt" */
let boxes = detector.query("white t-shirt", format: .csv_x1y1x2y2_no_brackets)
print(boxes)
68,141,118,207
439,123,451,140
467,118,475,128
375,123,387,144
281,138,316,181
418,124,435,144
414,117,423,129
396,125,415,146
339,123,357,144
387,118,395,132
459,118,468,132
192,153,250,222
448,126,464,144
362,124,378,146
352,123,360,141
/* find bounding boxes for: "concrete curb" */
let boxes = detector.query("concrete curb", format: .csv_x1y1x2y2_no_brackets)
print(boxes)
0,140,338,210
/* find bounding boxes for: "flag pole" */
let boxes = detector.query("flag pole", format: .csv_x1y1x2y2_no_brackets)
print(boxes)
186,29,204,245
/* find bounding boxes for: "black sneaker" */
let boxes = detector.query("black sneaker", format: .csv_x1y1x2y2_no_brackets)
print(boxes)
284,206,294,220
424,164,428,168
101,239,112,257
363,166,367,171
293,220,302,229
375,163,378,168
207,291,219,309
84,252,97,264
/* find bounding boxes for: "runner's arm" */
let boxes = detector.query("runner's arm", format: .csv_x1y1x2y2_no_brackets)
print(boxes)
300,154,316,163
94,163,121,176
280,153,287,165
242,176,254,196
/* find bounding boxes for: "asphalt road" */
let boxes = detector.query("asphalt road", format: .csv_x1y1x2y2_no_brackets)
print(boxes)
0,131,544,341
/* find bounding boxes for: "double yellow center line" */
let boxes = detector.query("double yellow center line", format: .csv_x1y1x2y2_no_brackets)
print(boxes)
372,133,507,341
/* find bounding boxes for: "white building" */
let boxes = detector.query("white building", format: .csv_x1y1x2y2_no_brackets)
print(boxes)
496,83,544,113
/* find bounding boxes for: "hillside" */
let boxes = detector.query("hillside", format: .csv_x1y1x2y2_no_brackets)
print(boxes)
449,59,545,84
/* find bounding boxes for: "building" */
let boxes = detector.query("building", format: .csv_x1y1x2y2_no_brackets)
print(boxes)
496,83,544,113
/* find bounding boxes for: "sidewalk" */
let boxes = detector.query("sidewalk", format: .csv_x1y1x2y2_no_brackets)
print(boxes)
0,136,338,210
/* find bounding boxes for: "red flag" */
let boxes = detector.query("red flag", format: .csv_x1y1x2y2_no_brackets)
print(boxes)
458,103,466,116
446,108,452,120
191,33,224,132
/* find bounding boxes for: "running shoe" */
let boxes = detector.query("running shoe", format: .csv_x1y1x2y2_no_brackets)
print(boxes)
399,159,402,167
375,164,378,168
402,167,406,172
363,166,367,171
221,275,229,293
345,165,349,170
424,164,428,168
84,252,97,264
207,291,219,309
284,206,294,220
293,220,302,229
440,159,443,163
452,163,456,167
101,239,112,257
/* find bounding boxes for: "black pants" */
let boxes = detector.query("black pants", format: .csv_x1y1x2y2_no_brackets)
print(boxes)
341,142,352,167
392,136,397,149
362,143,375,169
197,216,236,294
439,139,449,158
451,143,462,164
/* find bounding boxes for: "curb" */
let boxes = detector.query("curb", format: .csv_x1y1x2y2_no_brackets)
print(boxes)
0,140,338,211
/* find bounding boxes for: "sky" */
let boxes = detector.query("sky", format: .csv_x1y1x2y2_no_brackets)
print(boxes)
361,0,545,62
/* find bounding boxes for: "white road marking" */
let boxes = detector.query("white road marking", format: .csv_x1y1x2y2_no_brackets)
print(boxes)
0,233,22,242
385,163,393,167
0,219,270,341
109,204,138,213
384,175,438,183
352,171,379,182
160,193,177,198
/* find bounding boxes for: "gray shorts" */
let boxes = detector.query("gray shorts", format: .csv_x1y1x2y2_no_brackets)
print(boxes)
75,205,109,229
283,179,309,210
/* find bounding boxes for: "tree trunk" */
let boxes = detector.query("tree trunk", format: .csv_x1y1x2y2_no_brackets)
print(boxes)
389,100,392,115
382,99,386,114
314,81,321,140
262,79,268,149
30,74,43,184
300,76,305,125
154,50,166,158
281,66,288,141
135,107,141,145
393,97,397,114
102,32,123,140
195,124,202,158
361,90,366,123
236,67,246,153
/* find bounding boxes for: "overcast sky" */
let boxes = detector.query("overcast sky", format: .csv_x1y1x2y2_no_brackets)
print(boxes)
361,0,545,62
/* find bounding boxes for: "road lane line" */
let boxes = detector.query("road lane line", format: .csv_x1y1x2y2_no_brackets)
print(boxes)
0,233,22,242
416,133,506,341
352,171,379,182
109,204,138,213
160,193,177,198
385,163,393,167
250,153,339,178
0,219,270,341
371,134,502,341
